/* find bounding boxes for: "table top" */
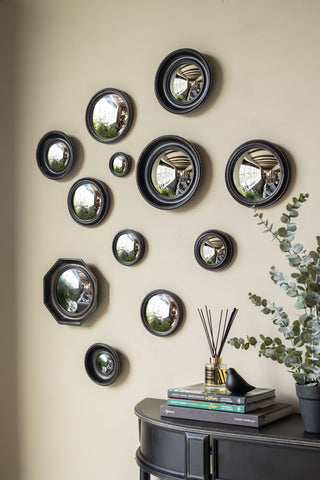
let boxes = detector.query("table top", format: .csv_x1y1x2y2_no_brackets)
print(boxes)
135,398,320,449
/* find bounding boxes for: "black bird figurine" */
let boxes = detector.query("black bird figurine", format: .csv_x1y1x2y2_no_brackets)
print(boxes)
226,367,255,394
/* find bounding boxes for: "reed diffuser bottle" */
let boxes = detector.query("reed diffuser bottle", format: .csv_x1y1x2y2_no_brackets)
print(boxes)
198,307,238,391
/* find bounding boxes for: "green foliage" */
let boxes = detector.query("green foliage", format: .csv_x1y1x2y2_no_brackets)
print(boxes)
229,193,320,385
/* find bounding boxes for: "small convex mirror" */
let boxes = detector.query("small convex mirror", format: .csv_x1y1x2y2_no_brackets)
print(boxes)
194,230,233,270
85,343,120,386
155,48,212,114
68,178,109,227
36,131,74,179
112,229,145,266
109,152,131,177
86,88,133,143
225,140,290,207
141,289,184,336
56,268,94,314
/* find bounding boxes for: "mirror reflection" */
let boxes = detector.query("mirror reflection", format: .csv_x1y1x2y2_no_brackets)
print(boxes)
170,63,204,103
115,232,141,264
92,94,129,140
145,293,179,333
233,148,281,202
47,141,70,171
56,268,93,314
200,235,226,266
152,149,194,198
72,183,102,221
96,352,114,375
112,154,127,174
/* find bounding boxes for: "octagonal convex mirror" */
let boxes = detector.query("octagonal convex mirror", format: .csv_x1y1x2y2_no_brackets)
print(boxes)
85,343,120,386
36,131,74,179
44,258,98,325
68,178,109,227
85,88,133,143
141,289,184,336
194,230,233,270
112,229,145,266
137,135,201,209
225,140,290,207
155,48,212,114
109,152,131,177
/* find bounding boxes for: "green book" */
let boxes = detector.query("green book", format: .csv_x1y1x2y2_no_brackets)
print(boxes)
167,396,275,413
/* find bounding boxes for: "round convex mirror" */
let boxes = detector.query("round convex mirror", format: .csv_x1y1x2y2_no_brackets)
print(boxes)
68,178,109,227
137,135,201,209
44,258,98,325
112,229,145,266
225,140,290,207
36,131,74,179
85,343,120,386
155,48,211,114
141,289,184,336
109,152,131,177
86,88,133,143
194,230,233,270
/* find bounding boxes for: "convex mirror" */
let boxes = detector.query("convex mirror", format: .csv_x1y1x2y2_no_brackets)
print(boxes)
112,230,145,266
85,343,120,386
141,289,183,336
109,152,131,177
68,178,109,227
194,230,233,270
36,131,74,179
137,135,201,209
225,140,290,207
86,88,133,143
44,258,98,325
155,48,212,114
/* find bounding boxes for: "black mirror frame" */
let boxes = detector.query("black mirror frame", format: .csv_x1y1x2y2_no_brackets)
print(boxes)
43,258,98,326
140,289,184,337
67,177,109,227
225,139,290,208
36,130,74,179
136,135,201,210
85,88,133,144
85,343,120,386
155,48,212,114
112,229,145,266
194,230,233,270
109,152,132,177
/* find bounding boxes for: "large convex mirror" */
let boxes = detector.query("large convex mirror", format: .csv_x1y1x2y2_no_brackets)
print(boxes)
225,140,290,207
68,178,109,227
36,131,74,179
112,230,145,266
137,136,201,209
86,88,133,143
141,290,183,336
85,343,120,386
155,48,211,114
44,259,98,325
194,230,233,270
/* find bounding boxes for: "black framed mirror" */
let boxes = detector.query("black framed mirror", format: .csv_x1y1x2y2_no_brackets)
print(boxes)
225,140,290,207
141,289,184,336
68,178,109,227
43,258,98,325
85,343,120,386
137,135,201,210
112,229,145,266
194,230,233,270
36,131,74,179
109,152,131,177
85,88,133,143
155,48,212,114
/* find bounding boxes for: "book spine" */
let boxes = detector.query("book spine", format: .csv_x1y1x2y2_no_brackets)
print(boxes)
160,404,259,427
167,398,246,413
167,390,245,404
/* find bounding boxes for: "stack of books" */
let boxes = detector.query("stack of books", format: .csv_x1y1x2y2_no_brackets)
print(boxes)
160,383,292,428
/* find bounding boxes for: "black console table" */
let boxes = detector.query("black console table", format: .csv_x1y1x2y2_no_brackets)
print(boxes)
135,398,320,480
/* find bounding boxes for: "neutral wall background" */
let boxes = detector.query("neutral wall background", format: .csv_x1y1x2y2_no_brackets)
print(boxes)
3,0,320,478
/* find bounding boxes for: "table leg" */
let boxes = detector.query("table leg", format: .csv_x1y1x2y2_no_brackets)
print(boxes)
140,468,150,480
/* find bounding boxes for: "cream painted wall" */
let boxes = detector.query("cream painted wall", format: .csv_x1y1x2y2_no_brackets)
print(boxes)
9,0,320,478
